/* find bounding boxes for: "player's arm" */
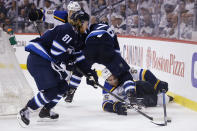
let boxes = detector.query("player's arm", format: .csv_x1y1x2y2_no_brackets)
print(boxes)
44,10,68,25
137,69,168,93
102,82,127,115
28,9,68,24
52,25,98,87
102,82,114,112
72,51,98,88
48,25,77,64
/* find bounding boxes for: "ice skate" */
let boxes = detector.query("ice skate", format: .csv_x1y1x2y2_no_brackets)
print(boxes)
37,107,59,122
17,107,31,127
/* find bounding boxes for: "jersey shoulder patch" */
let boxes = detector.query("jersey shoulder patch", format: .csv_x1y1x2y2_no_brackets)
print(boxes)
54,10,68,23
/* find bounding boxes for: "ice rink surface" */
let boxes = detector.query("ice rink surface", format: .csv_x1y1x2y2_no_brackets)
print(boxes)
0,70,197,131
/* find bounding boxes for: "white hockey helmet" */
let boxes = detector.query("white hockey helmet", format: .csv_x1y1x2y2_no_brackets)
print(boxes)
67,1,81,11
101,68,112,81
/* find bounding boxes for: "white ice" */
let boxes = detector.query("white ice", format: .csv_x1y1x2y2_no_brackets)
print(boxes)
0,70,197,131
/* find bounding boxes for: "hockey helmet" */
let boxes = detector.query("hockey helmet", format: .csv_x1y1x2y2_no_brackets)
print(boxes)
70,10,89,28
101,68,112,81
67,1,81,11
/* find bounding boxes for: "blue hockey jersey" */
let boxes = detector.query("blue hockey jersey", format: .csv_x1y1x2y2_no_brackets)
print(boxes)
25,23,85,66
86,23,120,54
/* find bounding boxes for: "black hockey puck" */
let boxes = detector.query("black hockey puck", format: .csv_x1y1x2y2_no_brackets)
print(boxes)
167,119,171,122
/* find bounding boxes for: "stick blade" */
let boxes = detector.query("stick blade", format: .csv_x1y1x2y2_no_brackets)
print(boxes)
151,117,171,126
153,117,171,122
151,121,166,126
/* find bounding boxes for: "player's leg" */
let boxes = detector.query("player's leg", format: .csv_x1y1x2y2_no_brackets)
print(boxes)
136,81,158,107
64,69,83,103
38,80,68,120
17,53,68,126
136,80,173,107
139,69,168,93
18,86,64,126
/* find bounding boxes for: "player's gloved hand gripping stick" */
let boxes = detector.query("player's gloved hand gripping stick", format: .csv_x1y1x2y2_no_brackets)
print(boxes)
76,67,171,126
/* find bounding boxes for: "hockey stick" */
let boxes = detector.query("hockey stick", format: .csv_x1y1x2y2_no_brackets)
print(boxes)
75,67,171,126
162,89,168,125
151,89,171,126
33,21,41,36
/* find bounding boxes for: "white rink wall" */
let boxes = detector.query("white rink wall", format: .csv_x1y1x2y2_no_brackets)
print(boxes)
118,36,197,111
14,34,39,65
15,34,197,111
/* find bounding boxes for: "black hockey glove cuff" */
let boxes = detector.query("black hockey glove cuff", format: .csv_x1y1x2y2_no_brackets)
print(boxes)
86,69,98,88
126,89,137,105
113,102,127,115
28,9,43,21
156,81,168,93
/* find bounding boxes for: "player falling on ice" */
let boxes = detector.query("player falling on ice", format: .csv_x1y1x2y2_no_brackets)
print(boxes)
101,68,173,115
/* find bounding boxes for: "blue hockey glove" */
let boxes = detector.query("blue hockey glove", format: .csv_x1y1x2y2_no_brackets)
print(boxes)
113,102,127,115
86,69,98,88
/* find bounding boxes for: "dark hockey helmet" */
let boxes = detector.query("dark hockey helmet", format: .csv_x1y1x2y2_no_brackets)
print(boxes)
70,10,89,28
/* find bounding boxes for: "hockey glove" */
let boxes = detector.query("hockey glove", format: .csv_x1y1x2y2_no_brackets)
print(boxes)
86,69,98,88
113,102,127,115
65,55,77,71
156,81,168,93
126,89,137,105
64,53,76,69
28,9,43,21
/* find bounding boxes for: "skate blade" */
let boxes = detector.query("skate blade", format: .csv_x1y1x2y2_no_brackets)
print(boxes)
17,113,29,128
37,117,58,122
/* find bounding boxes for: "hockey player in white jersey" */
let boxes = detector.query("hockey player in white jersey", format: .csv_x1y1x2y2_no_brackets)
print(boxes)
28,1,81,26
101,68,173,115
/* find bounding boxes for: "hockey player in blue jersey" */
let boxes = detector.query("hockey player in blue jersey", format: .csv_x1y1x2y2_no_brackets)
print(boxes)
28,1,86,103
17,10,98,127
101,68,173,115
83,23,137,105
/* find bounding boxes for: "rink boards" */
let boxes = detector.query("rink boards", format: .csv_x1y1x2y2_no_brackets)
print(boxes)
15,34,197,112
118,36,197,111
